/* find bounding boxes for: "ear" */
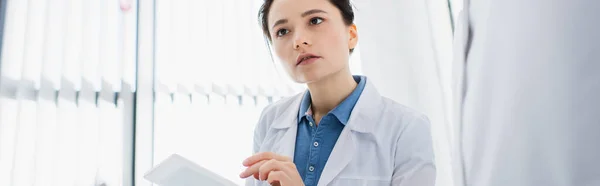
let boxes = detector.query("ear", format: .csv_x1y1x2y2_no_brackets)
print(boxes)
348,24,358,50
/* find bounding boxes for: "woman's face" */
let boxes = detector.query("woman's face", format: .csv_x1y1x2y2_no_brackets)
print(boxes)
267,0,358,83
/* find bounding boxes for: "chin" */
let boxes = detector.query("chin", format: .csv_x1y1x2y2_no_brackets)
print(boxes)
292,70,332,84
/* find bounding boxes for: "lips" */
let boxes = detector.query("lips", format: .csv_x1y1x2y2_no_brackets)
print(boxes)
296,53,321,65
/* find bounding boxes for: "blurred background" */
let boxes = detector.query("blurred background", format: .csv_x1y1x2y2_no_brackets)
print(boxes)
0,0,458,185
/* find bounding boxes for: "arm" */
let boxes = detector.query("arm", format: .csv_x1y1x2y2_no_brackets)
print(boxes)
245,124,262,186
245,107,268,186
392,115,436,186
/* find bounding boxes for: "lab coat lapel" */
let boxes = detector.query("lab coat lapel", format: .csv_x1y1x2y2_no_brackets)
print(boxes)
273,123,297,159
317,81,382,186
317,126,356,186
270,93,304,160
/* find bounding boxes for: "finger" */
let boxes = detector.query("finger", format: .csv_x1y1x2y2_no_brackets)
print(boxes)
243,152,291,167
242,152,275,167
281,161,297,174
239,160,267,178
241,158,298,179
266,171,291,186
258,159,282,181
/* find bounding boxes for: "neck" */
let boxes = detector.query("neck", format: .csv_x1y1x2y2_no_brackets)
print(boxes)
307,68,357,116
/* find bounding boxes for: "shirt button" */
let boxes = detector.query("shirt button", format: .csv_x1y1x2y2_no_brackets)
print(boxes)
309,122,313,126
313,141,319,147
309,166,315,172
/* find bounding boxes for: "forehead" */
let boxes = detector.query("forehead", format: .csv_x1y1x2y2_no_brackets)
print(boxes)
268,0,336,24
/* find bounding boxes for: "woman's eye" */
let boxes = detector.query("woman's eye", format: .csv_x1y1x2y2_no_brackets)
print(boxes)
277,29,289,37
310,17,323,25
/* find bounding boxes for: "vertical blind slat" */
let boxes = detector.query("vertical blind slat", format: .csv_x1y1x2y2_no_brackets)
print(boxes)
76,100,101,186
63,0,83,90
42,0,67,90
12,99,37,186
0,0,27,80
100,0,123,92
189,0,209,92
121,2,138,91
0,98,18,186
21,0,47,89
55,96,79,186
154,0,173,92
172,0,190,91
33,99,58,186
82,0,102,92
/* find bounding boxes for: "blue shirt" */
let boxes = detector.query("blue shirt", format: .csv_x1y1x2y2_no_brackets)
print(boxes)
293,75,367,186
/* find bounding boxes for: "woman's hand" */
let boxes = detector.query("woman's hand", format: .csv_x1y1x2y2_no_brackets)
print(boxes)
239,152,304,186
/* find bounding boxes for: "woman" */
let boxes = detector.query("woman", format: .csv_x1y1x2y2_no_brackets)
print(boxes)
239,0,436,185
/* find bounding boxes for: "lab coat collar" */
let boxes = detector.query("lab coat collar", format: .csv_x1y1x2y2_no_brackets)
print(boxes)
271,93,303,129
271,79,383,133
297,75,367,125
344,78,383,133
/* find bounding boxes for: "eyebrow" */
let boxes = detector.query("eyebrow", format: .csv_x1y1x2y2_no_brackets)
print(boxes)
271,9,328,30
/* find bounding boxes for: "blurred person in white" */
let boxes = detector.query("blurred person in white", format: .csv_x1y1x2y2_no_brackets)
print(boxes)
238,0,436,185
452,0,600,185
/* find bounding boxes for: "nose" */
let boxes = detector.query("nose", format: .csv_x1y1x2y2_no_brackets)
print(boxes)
294,41,309,50
293,33,311,50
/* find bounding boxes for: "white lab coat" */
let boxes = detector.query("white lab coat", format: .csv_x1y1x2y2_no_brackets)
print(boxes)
246,80,436,186
453,0,600,185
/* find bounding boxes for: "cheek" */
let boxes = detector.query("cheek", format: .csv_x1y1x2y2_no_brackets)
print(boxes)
272,41,287,59
272,41,295,68
319,26,349,52
319,27,350,63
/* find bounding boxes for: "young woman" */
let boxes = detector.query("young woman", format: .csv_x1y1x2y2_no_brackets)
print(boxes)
239,0,435,185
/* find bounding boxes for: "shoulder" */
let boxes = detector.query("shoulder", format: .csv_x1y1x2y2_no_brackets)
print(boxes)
350,79,431,139
372,96,432,154
258,92,303,123
378,96,431,132
253,92,304,134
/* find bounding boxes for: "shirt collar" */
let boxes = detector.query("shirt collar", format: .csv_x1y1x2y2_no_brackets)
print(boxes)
297,75,367,125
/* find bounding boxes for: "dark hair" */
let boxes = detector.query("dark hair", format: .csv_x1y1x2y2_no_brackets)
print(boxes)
258,0,355,53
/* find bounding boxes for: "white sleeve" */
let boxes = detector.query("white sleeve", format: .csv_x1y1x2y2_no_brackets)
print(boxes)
244,122,262,186
245,106,272,186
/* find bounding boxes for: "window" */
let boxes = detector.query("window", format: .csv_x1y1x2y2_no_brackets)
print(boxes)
0,0,137,185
